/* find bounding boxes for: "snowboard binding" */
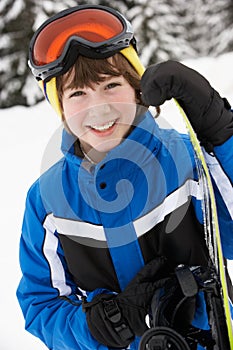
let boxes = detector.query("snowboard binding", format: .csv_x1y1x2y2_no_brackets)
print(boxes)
139,264,231,350
139,326,191,350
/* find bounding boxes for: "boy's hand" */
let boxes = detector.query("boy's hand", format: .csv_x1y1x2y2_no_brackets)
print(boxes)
140,60,233,152
83,256,172,348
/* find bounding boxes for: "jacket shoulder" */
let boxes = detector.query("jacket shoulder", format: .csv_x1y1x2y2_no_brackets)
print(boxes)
25,158,66,215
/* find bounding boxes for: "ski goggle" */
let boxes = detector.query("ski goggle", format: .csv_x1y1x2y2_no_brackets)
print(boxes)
29,5,136,82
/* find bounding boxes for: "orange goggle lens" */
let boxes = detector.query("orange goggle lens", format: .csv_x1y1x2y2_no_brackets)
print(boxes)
33,8,125,66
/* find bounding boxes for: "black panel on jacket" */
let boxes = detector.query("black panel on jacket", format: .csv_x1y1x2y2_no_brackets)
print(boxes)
58,234,121,292
139,200,209,266
58,201,209,293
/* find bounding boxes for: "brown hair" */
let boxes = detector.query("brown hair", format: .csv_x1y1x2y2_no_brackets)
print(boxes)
56,53,160,118
57,53,142,105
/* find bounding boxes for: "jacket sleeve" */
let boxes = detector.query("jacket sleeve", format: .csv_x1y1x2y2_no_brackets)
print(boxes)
204,135,233,259
16,181,109,350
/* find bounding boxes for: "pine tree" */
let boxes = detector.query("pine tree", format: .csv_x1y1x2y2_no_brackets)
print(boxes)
0,0,34,107
181,0,233,57
0,0,77,108
1,0,233,108
203,0,233,56
126,0,197,66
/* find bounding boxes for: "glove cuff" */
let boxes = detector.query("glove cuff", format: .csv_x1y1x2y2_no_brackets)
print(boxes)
103,299,134,343
82,295,134,347
199,93,233,152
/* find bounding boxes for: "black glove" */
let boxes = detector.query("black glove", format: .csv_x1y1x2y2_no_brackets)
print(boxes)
82,256,172,348
140,60,233,152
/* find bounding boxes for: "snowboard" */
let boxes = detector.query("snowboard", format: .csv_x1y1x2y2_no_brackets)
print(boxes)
139,99,233,350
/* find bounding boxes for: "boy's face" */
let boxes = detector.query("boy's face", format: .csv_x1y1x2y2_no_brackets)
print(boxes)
62,72,137,154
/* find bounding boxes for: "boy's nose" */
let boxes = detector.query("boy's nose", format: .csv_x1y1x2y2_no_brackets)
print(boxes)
86,102,112,117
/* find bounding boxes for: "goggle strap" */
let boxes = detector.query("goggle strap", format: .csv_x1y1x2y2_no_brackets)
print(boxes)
38,79,62,117
120,46,145,76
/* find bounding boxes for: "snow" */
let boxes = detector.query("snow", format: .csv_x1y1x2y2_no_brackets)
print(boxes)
1,52,233,349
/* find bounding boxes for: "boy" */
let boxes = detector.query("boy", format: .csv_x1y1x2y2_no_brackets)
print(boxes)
17,4,233,350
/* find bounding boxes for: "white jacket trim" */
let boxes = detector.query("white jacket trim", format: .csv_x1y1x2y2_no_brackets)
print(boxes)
47,179,202,242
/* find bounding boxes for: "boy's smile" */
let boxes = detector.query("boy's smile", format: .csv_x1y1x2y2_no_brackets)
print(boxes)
62,74,137,155
88,119,117,132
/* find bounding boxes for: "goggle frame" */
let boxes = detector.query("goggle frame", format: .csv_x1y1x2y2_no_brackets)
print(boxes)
29,5,137,82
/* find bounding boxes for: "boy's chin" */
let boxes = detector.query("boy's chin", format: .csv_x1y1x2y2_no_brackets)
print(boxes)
93,138,123,153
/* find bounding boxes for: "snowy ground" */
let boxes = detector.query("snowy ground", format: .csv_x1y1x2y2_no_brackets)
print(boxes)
1,52,233,350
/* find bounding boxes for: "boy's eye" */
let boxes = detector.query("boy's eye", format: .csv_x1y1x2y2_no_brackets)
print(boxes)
69,90,84,98
106,82,120,90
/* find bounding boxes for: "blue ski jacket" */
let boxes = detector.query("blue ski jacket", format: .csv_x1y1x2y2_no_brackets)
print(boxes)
17,110,233,350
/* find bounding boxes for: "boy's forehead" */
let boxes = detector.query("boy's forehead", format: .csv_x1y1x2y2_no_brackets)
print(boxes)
60,55,124,91
62,72,122,90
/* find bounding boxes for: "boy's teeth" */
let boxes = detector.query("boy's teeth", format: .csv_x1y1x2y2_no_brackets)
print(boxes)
91,120,115,131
